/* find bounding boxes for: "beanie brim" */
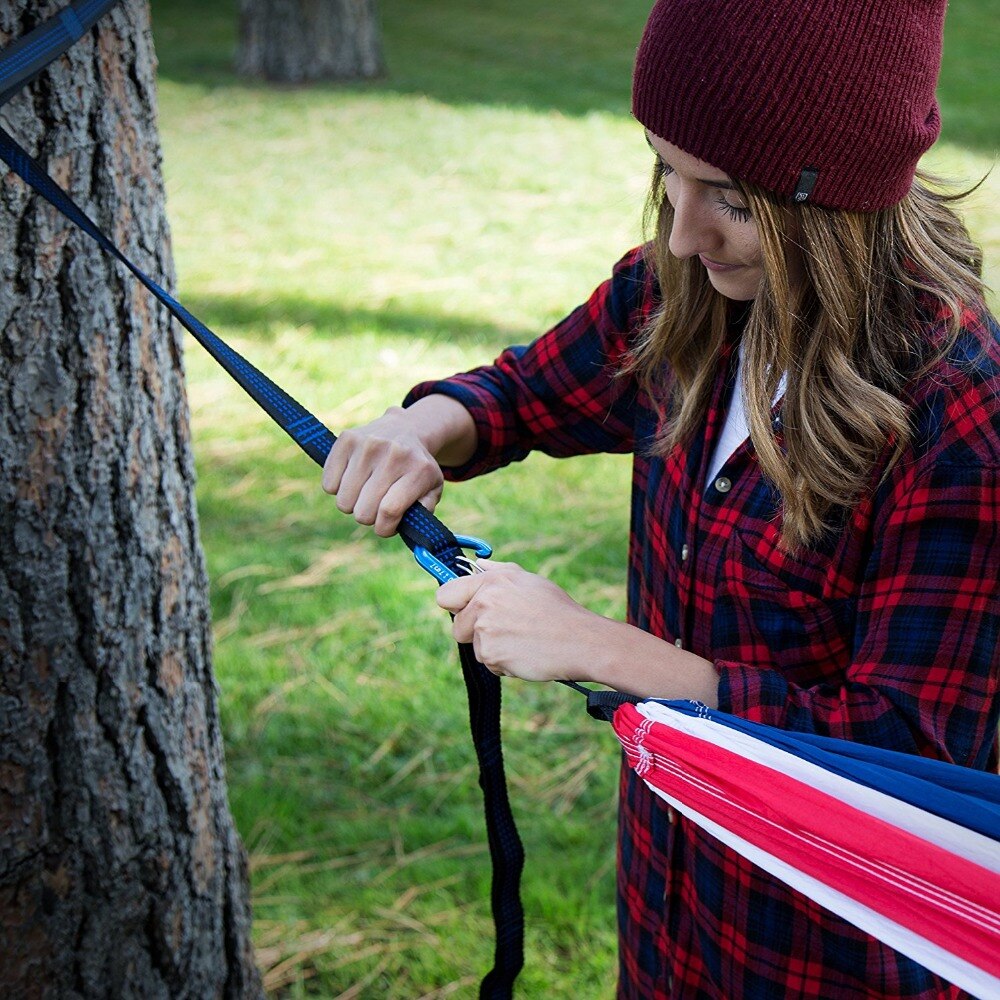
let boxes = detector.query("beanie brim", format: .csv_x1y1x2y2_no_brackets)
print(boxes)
631,0,945,211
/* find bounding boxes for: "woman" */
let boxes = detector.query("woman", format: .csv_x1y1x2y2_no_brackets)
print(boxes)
323,1,1000,996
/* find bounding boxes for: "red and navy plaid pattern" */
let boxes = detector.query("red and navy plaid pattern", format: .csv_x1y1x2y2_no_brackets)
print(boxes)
405,246,1000,998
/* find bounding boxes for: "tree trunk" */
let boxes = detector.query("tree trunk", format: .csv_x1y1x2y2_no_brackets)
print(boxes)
236,0,384,82
0,3,262,997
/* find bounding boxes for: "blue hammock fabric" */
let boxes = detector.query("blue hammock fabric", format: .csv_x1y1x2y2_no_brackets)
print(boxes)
696,703,1000,838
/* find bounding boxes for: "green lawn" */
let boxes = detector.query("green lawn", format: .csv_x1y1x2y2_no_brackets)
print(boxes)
150,1,999,995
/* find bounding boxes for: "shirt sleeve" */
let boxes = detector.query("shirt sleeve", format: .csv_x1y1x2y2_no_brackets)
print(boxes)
402,246,656,480
716,323,1000,768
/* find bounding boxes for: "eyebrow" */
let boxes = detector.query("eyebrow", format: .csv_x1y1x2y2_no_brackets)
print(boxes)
644,133,737,190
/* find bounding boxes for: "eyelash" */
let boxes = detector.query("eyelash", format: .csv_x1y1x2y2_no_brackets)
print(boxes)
659,161,752,223
716,195,752,223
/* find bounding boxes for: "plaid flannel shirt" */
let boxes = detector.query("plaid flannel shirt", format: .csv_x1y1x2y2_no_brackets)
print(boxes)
405,246,1000,999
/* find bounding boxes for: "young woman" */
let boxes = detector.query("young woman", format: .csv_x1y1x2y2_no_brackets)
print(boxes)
323,1,1000,996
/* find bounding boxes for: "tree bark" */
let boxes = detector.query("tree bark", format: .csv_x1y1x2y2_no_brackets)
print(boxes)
236,0,384,82
0,3,262,997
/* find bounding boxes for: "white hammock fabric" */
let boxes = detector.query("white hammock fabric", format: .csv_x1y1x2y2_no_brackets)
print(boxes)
611,700,1000,998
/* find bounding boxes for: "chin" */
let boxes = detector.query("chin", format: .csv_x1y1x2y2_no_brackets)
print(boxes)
708,271,760,302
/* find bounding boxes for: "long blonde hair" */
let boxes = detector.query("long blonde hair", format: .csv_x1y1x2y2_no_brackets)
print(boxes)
630,161,987,550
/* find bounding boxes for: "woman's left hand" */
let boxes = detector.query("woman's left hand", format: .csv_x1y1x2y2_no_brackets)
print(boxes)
436,560,604,682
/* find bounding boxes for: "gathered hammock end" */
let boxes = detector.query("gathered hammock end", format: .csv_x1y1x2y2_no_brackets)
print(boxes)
612,699,1000,999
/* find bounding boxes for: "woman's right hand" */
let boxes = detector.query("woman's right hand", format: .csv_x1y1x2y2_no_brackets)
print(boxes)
321,397,476,537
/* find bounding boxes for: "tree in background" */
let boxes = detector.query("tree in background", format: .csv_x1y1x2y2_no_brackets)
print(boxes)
237,0,384,82
0,2,262,996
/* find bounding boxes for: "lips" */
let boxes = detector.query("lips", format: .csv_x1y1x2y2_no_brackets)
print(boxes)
699,254,744,273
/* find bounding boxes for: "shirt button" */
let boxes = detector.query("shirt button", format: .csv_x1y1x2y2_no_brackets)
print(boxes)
674,638,683,648
681,544,689,562
714,476,732,494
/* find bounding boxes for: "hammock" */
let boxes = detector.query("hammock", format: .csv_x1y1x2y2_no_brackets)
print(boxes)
610,699,1000,998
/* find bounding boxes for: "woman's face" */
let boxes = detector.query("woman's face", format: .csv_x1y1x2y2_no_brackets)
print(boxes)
647,132,764,301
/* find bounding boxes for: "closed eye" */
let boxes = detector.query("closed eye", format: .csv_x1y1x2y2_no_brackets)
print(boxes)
648,135,752,221
716,194,752,223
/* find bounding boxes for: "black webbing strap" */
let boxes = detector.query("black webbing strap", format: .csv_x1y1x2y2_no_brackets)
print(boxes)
582,688,643,723
460,644,525,998
559,680,642,723
0,0,118,107
0,7,523,996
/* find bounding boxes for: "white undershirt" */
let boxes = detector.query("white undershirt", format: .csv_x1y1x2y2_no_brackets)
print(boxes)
705,345,785,488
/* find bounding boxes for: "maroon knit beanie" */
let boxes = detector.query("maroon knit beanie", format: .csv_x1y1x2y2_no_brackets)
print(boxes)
632,0,947,211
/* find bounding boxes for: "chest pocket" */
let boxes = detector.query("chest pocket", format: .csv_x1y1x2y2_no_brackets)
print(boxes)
714,519,855,680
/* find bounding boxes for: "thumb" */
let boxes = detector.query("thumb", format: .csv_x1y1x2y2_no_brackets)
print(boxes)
436,572,486,613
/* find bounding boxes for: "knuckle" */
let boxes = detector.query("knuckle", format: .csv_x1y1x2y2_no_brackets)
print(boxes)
387,440,418,468
380,499,406,520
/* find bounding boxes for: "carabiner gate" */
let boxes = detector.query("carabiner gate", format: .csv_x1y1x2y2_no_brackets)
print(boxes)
413,534,493,584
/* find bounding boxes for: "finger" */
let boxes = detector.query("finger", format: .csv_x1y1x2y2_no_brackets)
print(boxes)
321,437,352,495
352,465,404,528
451,603,477,644
437,573,488,613
417,482,443,514
469,629,506,676
372,473,443,537
333,459,374,516
474,558,519,574
474,644,505,676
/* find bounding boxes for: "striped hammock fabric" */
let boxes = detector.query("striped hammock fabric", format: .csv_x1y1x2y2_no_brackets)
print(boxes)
611,700,1000,999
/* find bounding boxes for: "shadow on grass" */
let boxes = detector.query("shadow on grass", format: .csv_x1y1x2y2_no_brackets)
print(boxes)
152,0,643,118
181,289,536,350
153,0,999,156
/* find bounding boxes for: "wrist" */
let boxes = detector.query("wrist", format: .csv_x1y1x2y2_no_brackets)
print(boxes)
577,615,640,688
400,395,477,467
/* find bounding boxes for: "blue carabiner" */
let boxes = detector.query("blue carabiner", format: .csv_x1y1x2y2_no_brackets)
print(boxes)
413,534,493,585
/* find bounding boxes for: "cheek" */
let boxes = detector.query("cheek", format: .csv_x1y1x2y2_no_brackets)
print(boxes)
730,224,763,267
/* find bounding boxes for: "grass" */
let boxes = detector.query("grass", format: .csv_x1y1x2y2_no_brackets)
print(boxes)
150,1,999,995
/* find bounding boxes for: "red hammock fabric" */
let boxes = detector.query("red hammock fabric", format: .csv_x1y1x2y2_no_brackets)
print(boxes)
612,700,1000,998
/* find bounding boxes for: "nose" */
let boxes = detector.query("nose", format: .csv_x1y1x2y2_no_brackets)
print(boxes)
667,188,719,260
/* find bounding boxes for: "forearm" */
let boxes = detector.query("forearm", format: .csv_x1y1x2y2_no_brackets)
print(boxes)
582,615,719,707
437,562,720,705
